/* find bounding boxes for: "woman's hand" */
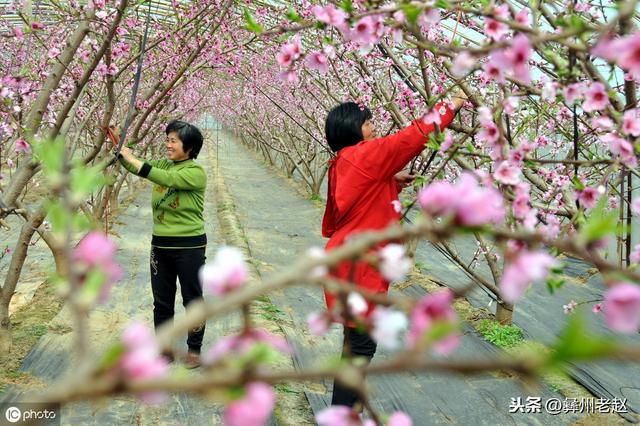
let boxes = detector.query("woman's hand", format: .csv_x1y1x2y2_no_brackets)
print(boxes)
119,146,133,161
394,170,415,188
116,145,144,173
451,87,468,110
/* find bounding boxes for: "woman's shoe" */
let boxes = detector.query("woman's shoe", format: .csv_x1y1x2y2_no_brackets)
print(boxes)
183,351,201,369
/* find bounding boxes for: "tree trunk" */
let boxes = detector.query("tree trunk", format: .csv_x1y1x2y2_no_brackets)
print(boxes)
262,145,274,166
112,172,128,206
495,302,514,325
405,237,419,260
50,244,68,278
95,184,114,221
0,211,46,351
312,177,323,199
0,302,11,353
35,229,68,278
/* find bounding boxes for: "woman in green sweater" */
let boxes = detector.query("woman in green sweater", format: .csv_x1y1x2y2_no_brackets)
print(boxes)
117,120,206,369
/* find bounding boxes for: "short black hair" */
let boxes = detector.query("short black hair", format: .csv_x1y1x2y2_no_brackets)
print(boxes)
325,102,373,152
165,120,204,159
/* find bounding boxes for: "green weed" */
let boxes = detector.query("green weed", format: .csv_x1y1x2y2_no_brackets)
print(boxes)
477,319,524,349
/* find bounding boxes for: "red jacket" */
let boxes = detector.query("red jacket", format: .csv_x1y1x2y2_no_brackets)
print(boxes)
322,105,455,315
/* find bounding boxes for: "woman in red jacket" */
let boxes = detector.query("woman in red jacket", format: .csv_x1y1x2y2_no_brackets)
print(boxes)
323,93,466,408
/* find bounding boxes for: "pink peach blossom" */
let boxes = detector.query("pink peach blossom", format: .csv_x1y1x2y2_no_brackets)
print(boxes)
485,18,508,41
119,322,168,403
630,244,640,263
392,10,406,24
504,34,532,84
503,97,519,115
311,4,347,27
306,51,328,73
408,290,460,355
392,28,403,44
563,300,578,314
121,321,156,351
351,16,383,46
47,46,61,59
512,193,531,219
347,292,368,316
577,186,601,209
73,231,117,266
451,52,475,78
439,132,454,153
494,161,521,185
371,306,408,350
203,328,291,365
622,109,640,136
604,283,640,333
477,121,500,145
515,9,531,26
389,411,413,426
477,107,493,125
500,250,557,303
455,174,505,226
591,116,614,131
494,4,510,19
542,81,558,100
224,382,276,426
199,246,248,296
583,82,609,112
279,69,300,84
15,138,31,153
418,8,441,28
541,215,561,239
616,32,640,78
316,406,365,426
600,133,638,167
307,311,330,336
276,38,302,67
563,83,584,104
72,231,123,299
307,246,328,279
418,173,505,227
421,109,442,126
483,54,506,83
417,181,457,218
120,345,168,381
379,244,412,282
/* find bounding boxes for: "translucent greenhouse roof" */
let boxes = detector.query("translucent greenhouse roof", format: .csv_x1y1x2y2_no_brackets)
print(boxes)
0,0,187,27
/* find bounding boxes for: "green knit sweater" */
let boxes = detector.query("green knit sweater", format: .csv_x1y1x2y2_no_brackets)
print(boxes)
120,157,207,248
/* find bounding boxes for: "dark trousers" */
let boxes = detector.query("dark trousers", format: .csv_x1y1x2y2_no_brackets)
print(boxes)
150,246,206,353
331,327,378,407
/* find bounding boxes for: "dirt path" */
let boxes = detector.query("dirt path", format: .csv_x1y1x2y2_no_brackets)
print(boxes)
214,134,587,425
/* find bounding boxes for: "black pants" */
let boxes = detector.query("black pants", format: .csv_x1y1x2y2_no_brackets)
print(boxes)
331,327,378,407
150,246,206,353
